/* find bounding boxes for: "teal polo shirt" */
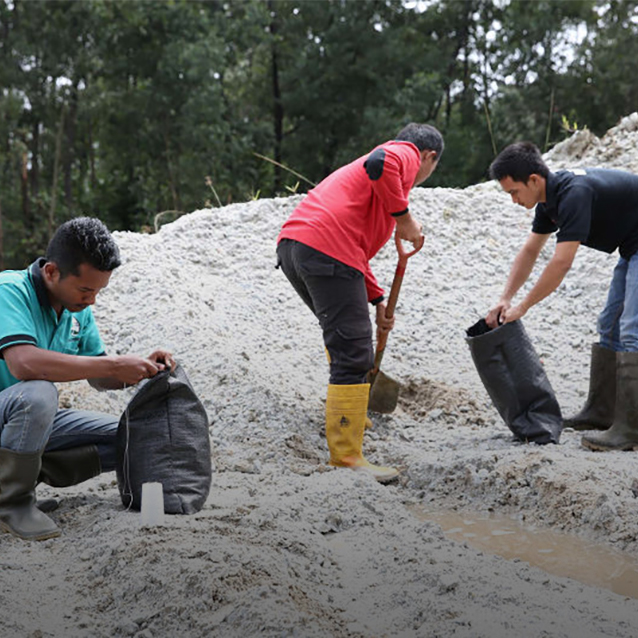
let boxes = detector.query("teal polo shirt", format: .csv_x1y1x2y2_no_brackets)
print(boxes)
0,258,106,391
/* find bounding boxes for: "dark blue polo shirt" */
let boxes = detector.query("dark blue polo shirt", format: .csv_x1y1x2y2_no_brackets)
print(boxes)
0,258,105,391
532,168,638,259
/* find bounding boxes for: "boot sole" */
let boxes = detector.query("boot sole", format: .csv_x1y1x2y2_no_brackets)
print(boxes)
330,463,401,484
371,471,400,484
565,423,611,432
352,466,401,484
581,440,638,452
0,519,61,541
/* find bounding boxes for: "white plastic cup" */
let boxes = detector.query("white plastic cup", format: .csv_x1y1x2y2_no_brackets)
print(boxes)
140,482,165,527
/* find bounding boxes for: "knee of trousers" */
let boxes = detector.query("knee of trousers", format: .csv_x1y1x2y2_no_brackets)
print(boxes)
325,327,374,384
18,380,59,434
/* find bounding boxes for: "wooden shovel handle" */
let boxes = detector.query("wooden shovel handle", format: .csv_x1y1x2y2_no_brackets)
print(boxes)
370,233,424,377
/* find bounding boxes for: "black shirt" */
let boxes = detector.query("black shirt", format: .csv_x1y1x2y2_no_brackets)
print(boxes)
533,168,638,259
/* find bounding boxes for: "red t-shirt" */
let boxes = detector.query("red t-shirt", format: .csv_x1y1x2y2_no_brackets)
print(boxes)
278,140,421,301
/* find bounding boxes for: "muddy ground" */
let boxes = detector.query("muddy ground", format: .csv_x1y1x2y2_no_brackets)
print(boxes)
2,115,638,638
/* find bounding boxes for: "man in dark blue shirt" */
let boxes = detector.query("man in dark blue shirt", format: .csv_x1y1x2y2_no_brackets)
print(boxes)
486,141,638,453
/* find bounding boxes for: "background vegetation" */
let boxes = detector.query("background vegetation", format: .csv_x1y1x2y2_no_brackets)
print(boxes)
1,0,637,268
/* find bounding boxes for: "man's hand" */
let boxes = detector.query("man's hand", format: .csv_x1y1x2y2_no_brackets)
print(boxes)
500,303,527,324
148,349,175,371
111,355,162,385
487,300,528,327
486,300,511,328
395,213,424,249
375,302,395,333
90,350,176,391
111,349,175,385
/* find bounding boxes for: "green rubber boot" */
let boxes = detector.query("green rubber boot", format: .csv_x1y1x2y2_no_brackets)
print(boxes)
0,448,61,541
39,444,102,487
564,344,616,431
582,351,638,451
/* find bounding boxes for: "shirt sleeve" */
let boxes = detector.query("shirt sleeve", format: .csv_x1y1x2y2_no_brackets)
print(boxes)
531,204,558,235
77,309,106,357
362,261,384,303
554,184,594,243
0,283,38,357
367,146,419,216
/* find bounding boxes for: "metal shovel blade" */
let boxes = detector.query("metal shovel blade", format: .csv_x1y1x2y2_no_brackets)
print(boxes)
368,370,401,413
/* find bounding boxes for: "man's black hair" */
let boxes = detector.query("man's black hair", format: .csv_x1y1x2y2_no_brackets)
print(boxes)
489,141,550,183
46,217,121,278
395,123,444,158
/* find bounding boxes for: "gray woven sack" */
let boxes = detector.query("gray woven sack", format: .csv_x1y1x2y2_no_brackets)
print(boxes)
116,364,212,513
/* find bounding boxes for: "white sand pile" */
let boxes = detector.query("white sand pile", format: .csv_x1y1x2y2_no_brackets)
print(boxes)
3,114,638,638
545,112,638,173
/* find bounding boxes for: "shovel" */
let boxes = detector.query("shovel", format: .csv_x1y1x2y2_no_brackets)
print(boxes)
368,232,424,413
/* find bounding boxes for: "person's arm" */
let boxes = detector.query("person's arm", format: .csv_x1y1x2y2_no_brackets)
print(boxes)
88,349,174,390
3,344,163,387
394,212,423,248
367,146,424,249
375,301,395,333
500,240,580,324
362,260,385,306
486,232,550,327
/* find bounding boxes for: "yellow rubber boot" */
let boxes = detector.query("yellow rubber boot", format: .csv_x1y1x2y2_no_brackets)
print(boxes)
325,383,399,483
325,349,372,430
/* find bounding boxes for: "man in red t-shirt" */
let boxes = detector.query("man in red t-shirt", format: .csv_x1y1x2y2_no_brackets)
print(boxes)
277,123,444,482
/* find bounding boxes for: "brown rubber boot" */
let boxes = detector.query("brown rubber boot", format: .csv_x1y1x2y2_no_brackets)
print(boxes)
0,448,61,541
564,344,616,431
582,351,638,451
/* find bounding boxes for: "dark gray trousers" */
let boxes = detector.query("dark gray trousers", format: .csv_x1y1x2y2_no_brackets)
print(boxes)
276,239,374,385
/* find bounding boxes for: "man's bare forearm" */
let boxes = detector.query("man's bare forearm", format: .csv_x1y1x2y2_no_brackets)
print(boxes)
5,346,118,383
500,246,538,302
519,257,572,312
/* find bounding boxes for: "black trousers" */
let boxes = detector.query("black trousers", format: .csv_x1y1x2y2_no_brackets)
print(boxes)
277,239,374,385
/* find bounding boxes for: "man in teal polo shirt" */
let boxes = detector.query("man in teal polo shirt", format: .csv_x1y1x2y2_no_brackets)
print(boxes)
0,217,174,541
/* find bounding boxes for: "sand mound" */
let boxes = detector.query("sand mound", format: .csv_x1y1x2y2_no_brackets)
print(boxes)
4,115,638,637
546,112,638,173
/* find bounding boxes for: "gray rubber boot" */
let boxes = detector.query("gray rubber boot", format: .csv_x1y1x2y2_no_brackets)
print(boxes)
39,444,102,488
582,351,638,451
563,344,616,431
0,448,61,541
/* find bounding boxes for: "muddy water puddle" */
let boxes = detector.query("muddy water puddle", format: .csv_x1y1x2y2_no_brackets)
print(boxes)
414,507,638,599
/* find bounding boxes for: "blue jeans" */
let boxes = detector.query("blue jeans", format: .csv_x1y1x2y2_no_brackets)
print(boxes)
598,253,638,352
0,380,118,470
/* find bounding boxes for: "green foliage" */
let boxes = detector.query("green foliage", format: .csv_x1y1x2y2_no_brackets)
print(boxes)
0,0,636,268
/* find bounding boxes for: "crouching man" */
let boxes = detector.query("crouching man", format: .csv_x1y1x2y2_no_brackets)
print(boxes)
0,217,174,541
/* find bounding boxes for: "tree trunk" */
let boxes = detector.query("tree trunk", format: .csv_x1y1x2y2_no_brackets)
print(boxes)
268,0,283,193
88,117,97,189
49,104,66,240
64,82,79,209
30,119,40,198
164,130,180,212
0,196,4,271
21,150,30,229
